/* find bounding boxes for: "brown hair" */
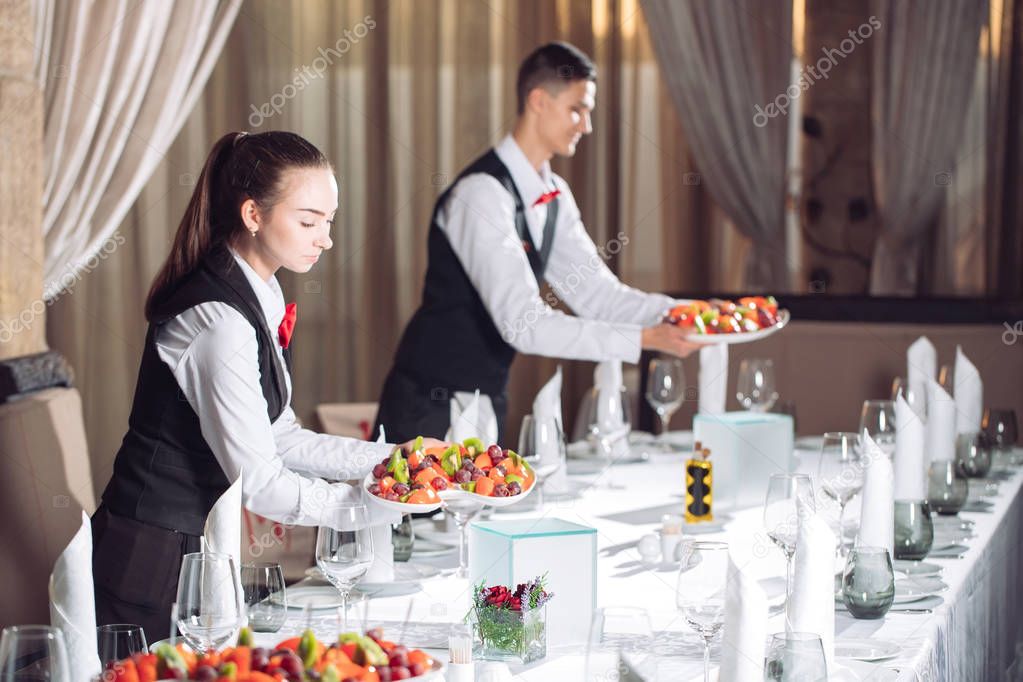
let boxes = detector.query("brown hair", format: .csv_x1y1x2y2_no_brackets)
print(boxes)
516,41,597,114
145,131,331,321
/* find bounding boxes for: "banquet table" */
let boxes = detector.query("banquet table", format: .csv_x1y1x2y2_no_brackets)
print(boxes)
257,436,1023,681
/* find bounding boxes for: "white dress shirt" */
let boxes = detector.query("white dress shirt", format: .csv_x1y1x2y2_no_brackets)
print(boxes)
437,134,677,364
156,249,395,528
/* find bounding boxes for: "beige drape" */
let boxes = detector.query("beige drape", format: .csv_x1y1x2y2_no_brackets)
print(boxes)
868,0,987,295
46,0,730,499
639,0,792,290
33,0,241,298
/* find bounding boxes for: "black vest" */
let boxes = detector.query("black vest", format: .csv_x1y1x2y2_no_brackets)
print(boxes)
391,149,558,397
101,245,291,536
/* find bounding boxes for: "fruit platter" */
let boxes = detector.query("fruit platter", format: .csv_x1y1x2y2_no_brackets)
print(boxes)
364,437,536,512
116,627,442,681
664,296,789,345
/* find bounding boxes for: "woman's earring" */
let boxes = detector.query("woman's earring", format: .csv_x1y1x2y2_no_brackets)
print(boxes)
250,230,257,237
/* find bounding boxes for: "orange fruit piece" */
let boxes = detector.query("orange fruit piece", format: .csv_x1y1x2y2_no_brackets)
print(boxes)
475,477,495,496
414,468,439,486
474,453,493,470
488,468,505,484
407,488,439,504
408,451,423,469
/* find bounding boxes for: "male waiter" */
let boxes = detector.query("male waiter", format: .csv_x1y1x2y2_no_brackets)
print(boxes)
375,42,697,442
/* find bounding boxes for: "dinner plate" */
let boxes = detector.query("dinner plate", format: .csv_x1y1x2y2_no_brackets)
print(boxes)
684,309,790,345
363,472,444,514
928,543,970,558
961,499,995,513
893,560,944,579
305,562,441,595
835,638,901,662
286,584,345,610
830,660,900,681
892,577,947,604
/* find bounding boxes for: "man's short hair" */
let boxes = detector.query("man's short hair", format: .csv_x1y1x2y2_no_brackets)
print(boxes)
516,42,597,114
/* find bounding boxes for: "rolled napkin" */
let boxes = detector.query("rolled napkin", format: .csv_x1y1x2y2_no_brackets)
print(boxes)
893,394,928,500
446,389,498,443
907,336,936,415
926,379,956,462
49,511,101,681
787,496,836,671
698,345,728,415
594,361,630,458
954,346,982,436
204,474,245,623
856,434,894,558
719,543,768,682
533,366,569,492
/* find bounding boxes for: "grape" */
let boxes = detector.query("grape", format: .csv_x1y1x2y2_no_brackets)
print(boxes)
368,484,381,496
384,491,400,501
487,444,503,459
390,667,411,680
392,483,410,496
305,672,321,681
365,627,384,642
507,482,522,495
431,477,448,491
381,457,392,465
470,471,485,481
461,459,474,470
410,464,425,477
493,484,510,497
376,667,392,682
423,454,439,466
409,662,427,677
279,653,304,675
372,463,388,478
389,650,409,667
493,465,506,477
194,667,217,682
454,469,471,484
251,648,269,670
502,448,512,457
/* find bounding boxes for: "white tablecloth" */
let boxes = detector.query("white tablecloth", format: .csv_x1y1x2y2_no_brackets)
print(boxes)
259,439,1023,681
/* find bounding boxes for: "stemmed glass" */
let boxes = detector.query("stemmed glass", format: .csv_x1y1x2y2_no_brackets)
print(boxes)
736,359,779,412
676,540,729,682
764,632,828,681
890,377,922,414
816,432,864,557
983,408,1020,465
645,357,685,448
445,497,485,579
519,414,566,506
96,624,147,666
584,386,632,461
175,552,244,655
316,505,374,631
0,626,69,680
763,474,815,599
859,400,896,457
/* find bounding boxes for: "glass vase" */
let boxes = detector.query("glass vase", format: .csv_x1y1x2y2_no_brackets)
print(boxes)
472,604,547,664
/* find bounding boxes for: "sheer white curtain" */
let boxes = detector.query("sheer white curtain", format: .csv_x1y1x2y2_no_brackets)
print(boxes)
868,0,987,295
640,0,792,290
32,0,241,298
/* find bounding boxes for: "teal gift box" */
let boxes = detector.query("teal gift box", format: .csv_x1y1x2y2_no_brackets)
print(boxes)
692,411,794,510
468,518,597,647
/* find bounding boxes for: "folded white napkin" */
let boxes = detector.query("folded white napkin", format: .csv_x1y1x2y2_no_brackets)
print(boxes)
593,361,630,459
954,346,982,436
856,434,894,558
446,389,498,443
203,474,245,623
926,379,956,462
719,544,768,682
49,511,101,680
893,394,928,500
698,345,728,415
907,336,936,415
787,497,836,671
533,366,569,491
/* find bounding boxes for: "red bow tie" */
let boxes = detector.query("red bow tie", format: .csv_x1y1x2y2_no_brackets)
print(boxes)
278,302,297,349
532,189,561,207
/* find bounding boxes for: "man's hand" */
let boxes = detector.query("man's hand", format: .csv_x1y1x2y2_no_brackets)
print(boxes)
398,437,450,453
641,323,701,358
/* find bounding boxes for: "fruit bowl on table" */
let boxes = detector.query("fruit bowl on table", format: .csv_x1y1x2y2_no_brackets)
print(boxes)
665,296,790,345
364,437,537,512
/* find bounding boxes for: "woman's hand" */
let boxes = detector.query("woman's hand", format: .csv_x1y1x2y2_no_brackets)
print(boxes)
641,323,701,358
398,437,450,453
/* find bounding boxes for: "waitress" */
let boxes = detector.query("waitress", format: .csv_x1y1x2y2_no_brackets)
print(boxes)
92,131,443,640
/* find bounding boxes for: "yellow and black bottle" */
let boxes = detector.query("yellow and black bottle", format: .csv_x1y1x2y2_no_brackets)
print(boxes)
685,442,713,523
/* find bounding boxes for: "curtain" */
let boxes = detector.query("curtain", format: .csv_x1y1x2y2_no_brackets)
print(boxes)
639,0,792,290
46,0,728,498
33,0,241,298
868,0,987,295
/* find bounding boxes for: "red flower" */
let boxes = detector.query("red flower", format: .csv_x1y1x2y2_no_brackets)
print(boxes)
508,596,522,611
485,586,512,607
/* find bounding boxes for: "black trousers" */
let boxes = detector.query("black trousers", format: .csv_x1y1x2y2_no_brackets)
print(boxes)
373,368,508,445
91,505,201,643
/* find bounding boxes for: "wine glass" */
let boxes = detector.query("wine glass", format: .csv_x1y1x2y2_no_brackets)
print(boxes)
676,541,729,682
445,496,485,579
316,505,374,630
735,358,778,412
96,624,147,666
240,562,287,633
175,552,244,655
763,473,815,599
890,376,922,413
982,408,1020,465
518,414,566,506
646,357,685,449
816,432,863,557
0,626,69,680
764,632,828,681
859,399,896,457
585,607,655,681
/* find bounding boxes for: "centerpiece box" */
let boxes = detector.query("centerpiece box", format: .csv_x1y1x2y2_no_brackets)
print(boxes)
468,518,597,646
692,411,794,510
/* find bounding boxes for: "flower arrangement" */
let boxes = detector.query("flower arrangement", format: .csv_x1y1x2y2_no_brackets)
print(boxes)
470,575,553,663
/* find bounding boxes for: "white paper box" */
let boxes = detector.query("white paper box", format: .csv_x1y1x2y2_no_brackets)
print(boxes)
692,412,794,511
468,518,597,647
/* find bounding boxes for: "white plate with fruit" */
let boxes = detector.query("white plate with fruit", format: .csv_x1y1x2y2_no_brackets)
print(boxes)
665,296,790,345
